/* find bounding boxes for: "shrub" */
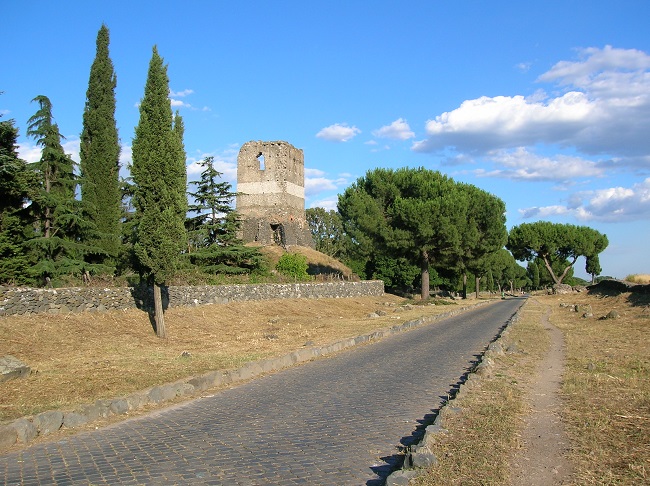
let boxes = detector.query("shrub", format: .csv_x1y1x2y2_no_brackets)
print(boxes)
276,253,310,281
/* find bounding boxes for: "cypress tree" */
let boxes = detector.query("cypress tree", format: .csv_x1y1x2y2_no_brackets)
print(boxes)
132,47,187,338
80,24,121,269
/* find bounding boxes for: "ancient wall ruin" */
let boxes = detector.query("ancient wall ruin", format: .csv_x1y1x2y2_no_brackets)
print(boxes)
236,141,314,247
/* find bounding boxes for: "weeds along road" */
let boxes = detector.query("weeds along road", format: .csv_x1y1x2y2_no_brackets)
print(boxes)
1,297,526,486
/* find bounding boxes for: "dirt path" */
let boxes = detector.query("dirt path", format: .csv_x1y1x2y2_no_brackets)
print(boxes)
510,304,573,485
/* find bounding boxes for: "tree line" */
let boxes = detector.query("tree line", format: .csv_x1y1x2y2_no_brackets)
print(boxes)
0,25,263,334
307,167,608,297
1,25,609,327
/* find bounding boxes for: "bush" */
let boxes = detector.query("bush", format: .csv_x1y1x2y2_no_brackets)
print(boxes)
276,253,310,281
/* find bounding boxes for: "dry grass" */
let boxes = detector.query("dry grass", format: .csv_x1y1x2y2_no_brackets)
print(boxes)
413,298,550,485
0,294,469,423
551,290,650,484
414,290,650,485
625,273,650,284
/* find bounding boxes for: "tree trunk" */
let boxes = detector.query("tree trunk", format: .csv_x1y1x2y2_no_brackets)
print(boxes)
462,272,467,299
153,283,166,338
420,250,429,300
475,276,481,299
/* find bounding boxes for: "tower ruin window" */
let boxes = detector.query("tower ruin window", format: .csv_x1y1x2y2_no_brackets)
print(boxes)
257,152,265,171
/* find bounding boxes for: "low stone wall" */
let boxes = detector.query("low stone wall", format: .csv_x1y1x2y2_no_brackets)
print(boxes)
0,281,385,316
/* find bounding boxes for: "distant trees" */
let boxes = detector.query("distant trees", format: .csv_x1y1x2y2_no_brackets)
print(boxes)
338,167,507,299
80,24,121,270
507,222,608,285
305,207,349,259
131,46,188,338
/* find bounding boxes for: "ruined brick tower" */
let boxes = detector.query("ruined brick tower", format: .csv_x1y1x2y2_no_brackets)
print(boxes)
236,141,314,248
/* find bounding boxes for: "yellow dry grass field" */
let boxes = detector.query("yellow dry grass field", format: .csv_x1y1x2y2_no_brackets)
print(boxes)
1,294,464,423
625,273,650,284
414,288,650,485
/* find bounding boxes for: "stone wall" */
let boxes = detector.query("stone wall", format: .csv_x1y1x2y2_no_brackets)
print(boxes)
0,281,385,316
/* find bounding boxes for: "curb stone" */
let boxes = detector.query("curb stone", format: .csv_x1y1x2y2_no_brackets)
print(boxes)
384,303,525,485
0,300,492,453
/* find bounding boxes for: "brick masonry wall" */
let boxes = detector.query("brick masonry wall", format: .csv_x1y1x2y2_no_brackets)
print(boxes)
0,281,385,316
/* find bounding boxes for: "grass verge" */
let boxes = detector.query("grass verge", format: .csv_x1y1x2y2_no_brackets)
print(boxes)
412,297,549,485
413,289,649,485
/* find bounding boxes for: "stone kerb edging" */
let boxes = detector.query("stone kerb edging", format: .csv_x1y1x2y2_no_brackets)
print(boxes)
384,300,526,486
0,300,491,452
0,281,385,316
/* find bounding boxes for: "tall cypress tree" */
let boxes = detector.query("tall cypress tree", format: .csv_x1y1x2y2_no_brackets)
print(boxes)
80,24,121,269
132,46,187,338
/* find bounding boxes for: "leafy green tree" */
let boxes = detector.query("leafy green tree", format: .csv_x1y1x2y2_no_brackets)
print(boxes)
527,261,540,289
585,254,602,284
338,167,467,299
305,207,349,259
186,156,263,274
80,24,121,269
132,47,188,338
26,95,102,285
0,109,36,284
367,255,420,293
507,221,608,285
456,184,507,299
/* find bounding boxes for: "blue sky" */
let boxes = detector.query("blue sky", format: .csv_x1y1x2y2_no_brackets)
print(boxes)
2,1,649,280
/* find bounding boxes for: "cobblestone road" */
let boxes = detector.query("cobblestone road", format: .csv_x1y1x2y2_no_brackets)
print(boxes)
1,298,525,485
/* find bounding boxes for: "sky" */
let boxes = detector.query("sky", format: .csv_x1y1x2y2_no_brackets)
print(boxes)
2,1,649,280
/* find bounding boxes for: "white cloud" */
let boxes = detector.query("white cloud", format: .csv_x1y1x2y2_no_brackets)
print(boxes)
519,178,650,222
412,46,650,161
186,151,238,184
372,118,415,140
304,168,351,197
307,197,338,211
17,143,42,163
305,168,326,177
170,98,192,108
170,89,194,97
478,147,604,182
316,123,361,142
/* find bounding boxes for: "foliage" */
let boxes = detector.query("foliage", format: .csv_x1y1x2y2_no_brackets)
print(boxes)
131,46,188,286
507,221,608,285
79,24,121,268
186,156,264,274
585,254,602,283
487,249,529,292
338,168,465,299
338,167,505,299
0,111,36,284
131,46,187,337
26,95,106,285
305,207,350,259
455,183,508,298
276,252,310,280
367,255,420,292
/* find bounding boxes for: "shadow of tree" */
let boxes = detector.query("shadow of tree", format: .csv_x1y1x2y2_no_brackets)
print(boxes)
128,283,171,332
